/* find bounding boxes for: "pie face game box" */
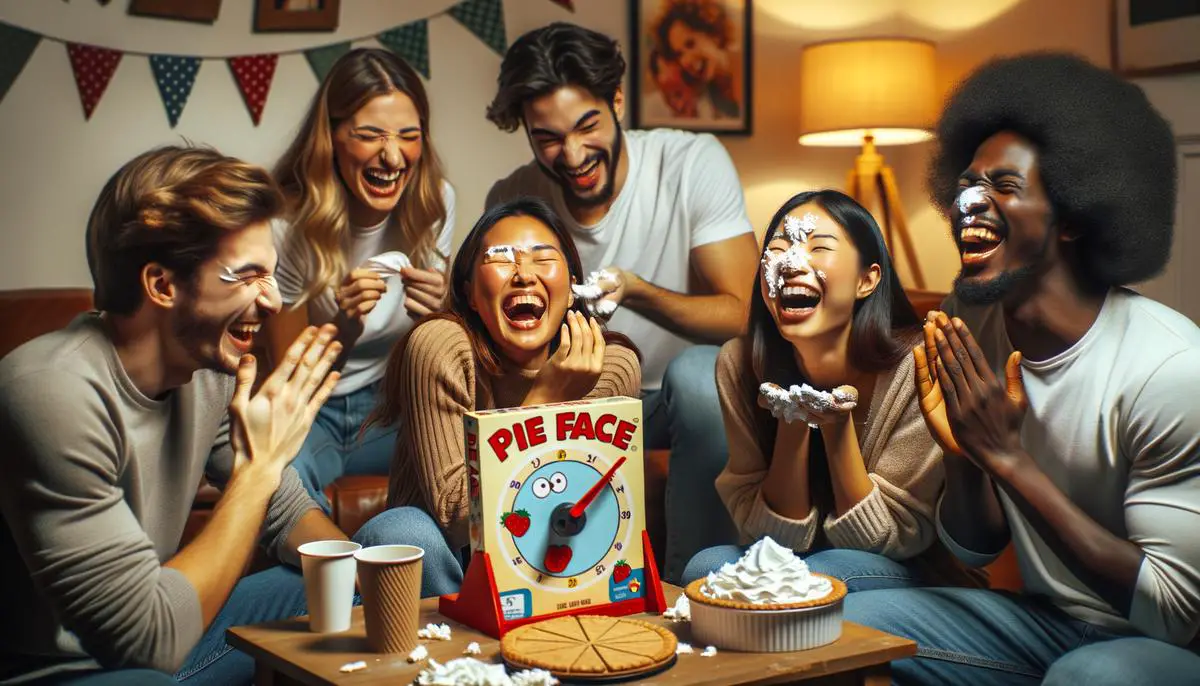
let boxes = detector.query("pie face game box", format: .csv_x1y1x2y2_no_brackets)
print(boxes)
439,397,666,637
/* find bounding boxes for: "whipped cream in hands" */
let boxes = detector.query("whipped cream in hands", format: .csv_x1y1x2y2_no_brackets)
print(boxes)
700,536,833,604
759,382,857,428
571,270,619,318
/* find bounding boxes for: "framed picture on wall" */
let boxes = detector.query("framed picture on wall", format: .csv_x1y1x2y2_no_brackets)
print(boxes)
629,0,753,135
254,0,341,33
128,0,222,24
1113,0,1200,76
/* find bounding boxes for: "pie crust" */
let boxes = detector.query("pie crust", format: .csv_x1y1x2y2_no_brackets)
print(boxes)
683,575,847,610
500,615,677,679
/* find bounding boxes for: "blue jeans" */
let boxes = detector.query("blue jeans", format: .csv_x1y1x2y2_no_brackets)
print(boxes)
683,546,923,592
354,506,465,598
644,345,737,584
843,586,1200,685
291,382,396,511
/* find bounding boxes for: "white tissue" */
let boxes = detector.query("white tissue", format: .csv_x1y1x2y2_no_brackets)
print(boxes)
362,251,412,278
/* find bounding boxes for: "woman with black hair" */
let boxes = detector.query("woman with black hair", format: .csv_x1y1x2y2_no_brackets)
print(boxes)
353,197,641,597
683,190,966,588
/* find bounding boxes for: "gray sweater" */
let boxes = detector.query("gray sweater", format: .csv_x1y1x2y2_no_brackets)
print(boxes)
0,314,317,683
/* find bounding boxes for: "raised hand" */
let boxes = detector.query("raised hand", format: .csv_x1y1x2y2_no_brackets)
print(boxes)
229,325,342,483
928,312,1030,476
399,266,447,319
333,268,388,342
525,311,606,405
759,381,857,427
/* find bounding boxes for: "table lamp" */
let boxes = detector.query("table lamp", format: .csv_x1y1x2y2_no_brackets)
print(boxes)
798,38,937,288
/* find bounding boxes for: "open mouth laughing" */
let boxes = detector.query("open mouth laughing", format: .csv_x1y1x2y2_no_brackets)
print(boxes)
226,321,261,353
363,166,404,197
562,158,601,192
777,282,821,322
959,220,1006,267
501,292,547,330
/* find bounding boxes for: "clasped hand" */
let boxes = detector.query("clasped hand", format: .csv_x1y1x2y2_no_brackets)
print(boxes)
913,311,1030,477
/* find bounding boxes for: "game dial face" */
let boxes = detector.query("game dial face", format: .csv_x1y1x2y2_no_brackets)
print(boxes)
498,447,636,592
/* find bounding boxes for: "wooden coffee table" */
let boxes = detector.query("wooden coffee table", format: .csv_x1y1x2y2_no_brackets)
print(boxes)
227,584,915,685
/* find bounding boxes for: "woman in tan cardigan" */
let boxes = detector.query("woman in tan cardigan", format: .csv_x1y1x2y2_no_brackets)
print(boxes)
683,190,974,590
355,197,641,597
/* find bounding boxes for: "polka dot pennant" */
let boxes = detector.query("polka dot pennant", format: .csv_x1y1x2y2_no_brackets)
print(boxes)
66,43,122,120
377,20,429,79
449,0,506,57
149,55,200,128
227,54,278,126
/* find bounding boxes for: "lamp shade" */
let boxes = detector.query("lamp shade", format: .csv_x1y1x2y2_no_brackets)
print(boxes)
798,38,937,147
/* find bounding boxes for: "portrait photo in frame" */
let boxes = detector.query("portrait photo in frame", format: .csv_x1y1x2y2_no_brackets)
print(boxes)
254,0,341,33
1113,0,1200,76
629,0,753,135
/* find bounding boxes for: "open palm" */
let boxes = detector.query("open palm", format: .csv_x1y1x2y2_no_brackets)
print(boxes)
913,327,963,456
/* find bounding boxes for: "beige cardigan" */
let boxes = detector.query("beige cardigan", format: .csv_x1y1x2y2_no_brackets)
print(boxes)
387,318,642,547
715,336,944,560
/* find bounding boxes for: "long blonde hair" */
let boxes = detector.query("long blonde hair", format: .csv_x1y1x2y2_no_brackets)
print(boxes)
274,48,448,305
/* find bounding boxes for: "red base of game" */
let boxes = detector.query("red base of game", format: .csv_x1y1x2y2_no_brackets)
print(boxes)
438,530,668,638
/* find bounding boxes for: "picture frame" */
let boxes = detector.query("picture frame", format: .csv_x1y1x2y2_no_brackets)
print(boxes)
628,0,753,135
254,0,341,33
1112,0,1200,76
128,0,222,24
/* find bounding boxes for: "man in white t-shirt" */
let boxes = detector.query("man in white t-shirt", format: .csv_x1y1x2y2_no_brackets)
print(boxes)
484,22,760,582
843,53,1200,685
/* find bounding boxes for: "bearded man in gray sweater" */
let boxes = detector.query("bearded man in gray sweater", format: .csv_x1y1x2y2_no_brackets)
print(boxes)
0,146,351,685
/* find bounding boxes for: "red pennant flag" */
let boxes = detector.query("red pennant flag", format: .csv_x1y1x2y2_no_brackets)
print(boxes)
228,54,278,126
66,44,121,120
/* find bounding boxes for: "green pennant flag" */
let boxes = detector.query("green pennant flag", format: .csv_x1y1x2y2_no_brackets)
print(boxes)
449,0,506,57
377,20,429,79
304,41,351,82
0,23,42,105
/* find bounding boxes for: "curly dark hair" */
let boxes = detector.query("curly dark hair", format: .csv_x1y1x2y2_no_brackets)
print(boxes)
653,0,733,60
929,52,1176,286
486,22,625,133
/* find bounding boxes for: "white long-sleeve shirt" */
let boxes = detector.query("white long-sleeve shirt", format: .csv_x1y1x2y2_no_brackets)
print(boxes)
937,288,1200,645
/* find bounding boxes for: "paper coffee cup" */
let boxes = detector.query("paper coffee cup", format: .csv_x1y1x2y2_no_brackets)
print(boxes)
354,545,425,653
298,540,362,634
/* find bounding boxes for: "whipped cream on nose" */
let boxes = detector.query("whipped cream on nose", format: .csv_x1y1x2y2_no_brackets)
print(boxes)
957,186,986,227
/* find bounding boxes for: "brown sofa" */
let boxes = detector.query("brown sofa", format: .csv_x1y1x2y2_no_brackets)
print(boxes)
0,287,1019,590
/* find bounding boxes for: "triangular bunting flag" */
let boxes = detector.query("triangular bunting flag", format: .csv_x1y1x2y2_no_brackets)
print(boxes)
228,54,278,126
449,0,506,56
0,23,42,105
304,41,350,83
66,43,122,119
549,0,574,10
149,55,200,127
377,20,430,79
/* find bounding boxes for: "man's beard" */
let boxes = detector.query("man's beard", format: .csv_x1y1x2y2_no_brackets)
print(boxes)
953,265,1037,306
171,303,237,375
537,118,624,209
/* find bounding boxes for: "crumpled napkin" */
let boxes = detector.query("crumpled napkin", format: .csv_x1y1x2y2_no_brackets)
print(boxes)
759,382,858,428
361,251,412,278
571,269,619,317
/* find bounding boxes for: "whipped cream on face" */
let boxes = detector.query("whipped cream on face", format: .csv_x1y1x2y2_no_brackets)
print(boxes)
700,536,833,604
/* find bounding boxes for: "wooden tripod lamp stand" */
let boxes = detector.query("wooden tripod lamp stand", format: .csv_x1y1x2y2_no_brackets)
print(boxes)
798,38,938,289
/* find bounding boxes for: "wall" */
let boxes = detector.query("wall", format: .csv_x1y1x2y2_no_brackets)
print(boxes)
0,0,1193,298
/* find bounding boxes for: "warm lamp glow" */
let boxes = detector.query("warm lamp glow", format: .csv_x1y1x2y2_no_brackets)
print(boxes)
798,38,937,147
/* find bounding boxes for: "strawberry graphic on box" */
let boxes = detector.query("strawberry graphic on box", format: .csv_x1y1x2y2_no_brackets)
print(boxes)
501,510,530,538
612,560,632,584
544,544,572,574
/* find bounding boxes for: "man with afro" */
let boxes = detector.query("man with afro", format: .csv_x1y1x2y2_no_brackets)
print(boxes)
842,53,1200,684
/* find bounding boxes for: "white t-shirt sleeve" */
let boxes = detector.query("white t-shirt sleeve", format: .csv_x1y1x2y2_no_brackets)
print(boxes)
435,181,456,270
271,217,309,306
1124,348,1200,645
682,134,754,247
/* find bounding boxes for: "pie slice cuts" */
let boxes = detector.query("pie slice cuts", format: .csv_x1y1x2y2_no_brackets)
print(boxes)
501,615,678,680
